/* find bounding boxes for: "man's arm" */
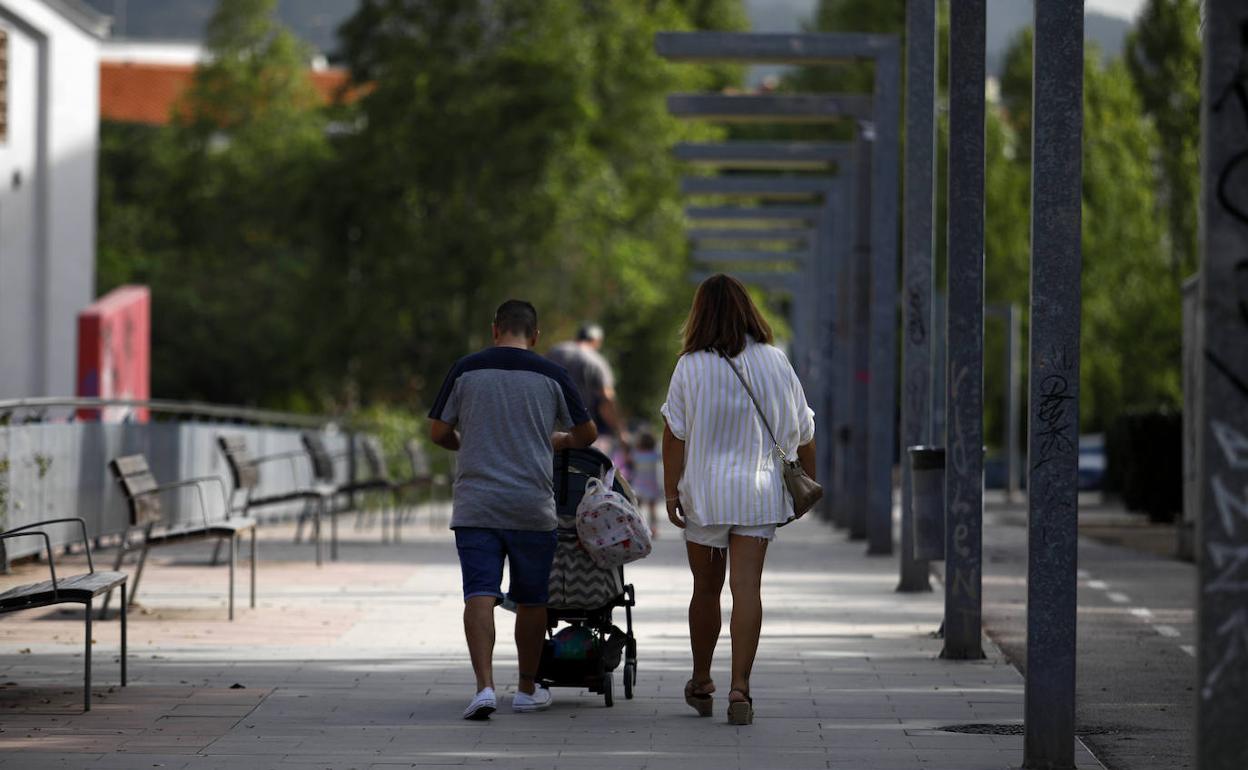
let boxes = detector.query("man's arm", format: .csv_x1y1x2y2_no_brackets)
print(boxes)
429,419,461,451
552,420,597,452
797,439,817,480
596,390,626,438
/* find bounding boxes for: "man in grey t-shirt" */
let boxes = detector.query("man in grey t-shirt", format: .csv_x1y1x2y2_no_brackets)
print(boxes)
429,299,596,720
547,323,625,443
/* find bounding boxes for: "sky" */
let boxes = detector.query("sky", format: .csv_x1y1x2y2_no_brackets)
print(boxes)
1086,0,1146,19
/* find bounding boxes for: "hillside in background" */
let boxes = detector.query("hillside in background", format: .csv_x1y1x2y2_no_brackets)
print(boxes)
88,0,1131,74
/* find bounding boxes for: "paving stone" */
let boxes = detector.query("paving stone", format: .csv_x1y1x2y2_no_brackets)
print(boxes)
0,514,1108,769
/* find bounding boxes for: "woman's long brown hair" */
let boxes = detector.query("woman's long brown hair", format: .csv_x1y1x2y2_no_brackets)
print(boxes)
680,273,774,357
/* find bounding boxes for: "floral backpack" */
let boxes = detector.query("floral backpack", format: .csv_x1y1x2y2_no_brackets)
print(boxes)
575,468,652,568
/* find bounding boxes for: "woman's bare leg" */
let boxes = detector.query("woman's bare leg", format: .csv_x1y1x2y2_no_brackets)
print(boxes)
727,534,769,699
686,541,727,688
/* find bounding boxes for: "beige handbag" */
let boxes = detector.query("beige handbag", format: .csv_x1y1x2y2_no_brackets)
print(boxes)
719,352,823,525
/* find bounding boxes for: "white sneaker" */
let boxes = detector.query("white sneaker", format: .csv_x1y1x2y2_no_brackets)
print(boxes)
512,686,553,713
462,687,497,720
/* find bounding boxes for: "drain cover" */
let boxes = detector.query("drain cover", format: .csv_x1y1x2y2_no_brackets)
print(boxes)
939,724,1024,735
938,723,1121,737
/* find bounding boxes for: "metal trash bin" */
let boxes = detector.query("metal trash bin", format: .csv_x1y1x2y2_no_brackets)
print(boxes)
907,446,946,561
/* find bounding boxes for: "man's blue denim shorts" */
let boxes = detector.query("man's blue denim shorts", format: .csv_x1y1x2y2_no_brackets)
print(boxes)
454,527,558,606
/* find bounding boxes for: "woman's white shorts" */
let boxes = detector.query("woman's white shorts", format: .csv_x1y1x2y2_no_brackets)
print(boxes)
683,520,777,549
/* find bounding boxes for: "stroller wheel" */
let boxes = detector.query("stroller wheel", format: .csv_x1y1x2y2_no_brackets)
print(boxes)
623,662,635,700
602,673,614,707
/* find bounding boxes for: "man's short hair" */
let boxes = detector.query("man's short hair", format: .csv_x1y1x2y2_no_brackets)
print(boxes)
576,323,604,343
494,299,539,339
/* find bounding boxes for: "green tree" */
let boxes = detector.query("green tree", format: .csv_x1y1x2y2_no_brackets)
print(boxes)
1125,0,1201,275
99,0,335,408
996,31,1178,430
330,0,743,415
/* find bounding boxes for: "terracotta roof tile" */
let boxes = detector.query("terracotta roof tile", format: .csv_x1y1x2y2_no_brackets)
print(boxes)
100,62,357,125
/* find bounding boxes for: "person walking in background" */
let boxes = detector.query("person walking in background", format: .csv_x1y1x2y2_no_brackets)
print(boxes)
660,274,816,725
629,431,663,537
428,299,597,720
547,323,627,450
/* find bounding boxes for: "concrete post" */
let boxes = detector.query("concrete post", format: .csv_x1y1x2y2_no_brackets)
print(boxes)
1006,303,1023,502
824,183,852,523
848,131,874,541
1180,276,1198,562
1196,5,1248,768
866,43,903,557
898,0,937,591
1024,2,1084,767
941,0,986,662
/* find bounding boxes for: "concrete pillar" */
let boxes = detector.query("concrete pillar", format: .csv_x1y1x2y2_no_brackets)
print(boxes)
865,43,903,557
1006,303,1023,502
898,0,937,592
1024,1,1084,767
848,132,874,541
1196,4,1248,768
941,0,986,662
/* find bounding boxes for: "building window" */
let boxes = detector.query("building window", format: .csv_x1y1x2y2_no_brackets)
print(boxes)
0,29,8,144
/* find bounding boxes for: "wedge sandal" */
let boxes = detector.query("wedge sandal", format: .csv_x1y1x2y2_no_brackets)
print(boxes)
684,678,714,717
726,689,753,725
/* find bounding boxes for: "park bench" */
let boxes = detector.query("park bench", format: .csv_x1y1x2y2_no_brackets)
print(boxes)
217,435,335,566
297,432,394,556
357,435,441,542
0,518,127,711
106,455,256,621
398,438,450,532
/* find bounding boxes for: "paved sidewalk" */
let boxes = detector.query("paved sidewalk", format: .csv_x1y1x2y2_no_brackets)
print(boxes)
0,510,1103,769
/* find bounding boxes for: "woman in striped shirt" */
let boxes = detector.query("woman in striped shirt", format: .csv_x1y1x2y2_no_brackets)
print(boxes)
661,273,817,725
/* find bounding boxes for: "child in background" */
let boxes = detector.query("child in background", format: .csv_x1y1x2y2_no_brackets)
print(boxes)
630,432,662,537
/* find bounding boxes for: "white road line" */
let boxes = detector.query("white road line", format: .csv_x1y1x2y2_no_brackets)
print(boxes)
1154,625,1181,638
1130,607,1155,620
1086,580,1109,590
1107,591,1131,604
1181,645,1196,657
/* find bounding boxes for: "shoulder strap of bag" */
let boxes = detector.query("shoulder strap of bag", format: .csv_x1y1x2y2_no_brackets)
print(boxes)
718,349,786,459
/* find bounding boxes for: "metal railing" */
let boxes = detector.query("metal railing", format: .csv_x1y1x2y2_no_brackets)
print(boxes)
0,397,354,563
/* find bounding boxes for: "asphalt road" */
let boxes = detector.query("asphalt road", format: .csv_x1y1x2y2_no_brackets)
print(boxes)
974,494,1196,770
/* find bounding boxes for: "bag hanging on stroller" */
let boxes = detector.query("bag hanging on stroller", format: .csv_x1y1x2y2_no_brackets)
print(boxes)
575,467,652,568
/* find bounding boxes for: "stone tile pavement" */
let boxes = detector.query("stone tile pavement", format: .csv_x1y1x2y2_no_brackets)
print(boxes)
0,508,1104,769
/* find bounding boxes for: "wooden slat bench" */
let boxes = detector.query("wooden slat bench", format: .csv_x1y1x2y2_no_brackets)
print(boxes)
107,455,257,620
0,517,127,711
217,435,335,566
298,432,394,557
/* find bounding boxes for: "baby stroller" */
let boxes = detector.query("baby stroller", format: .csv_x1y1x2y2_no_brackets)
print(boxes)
539,448,638,707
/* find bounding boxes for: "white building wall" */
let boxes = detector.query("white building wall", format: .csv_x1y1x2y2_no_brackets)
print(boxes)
0,0,101,400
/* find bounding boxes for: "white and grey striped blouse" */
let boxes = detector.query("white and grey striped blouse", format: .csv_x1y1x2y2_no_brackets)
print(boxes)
660,340,816,527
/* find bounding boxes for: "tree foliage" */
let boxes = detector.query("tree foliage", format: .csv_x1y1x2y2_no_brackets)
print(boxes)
99,0,333,408
1125,0,1201,275
98,0,745,417
791,0,1183,440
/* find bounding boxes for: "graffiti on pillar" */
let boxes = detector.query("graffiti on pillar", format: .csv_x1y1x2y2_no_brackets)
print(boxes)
947,363,980,621
1203,609,1248,701
902,283,930,446
1213,21,1248,227
1202,418,1248,699
906,285,928,345
1034,345,1076,469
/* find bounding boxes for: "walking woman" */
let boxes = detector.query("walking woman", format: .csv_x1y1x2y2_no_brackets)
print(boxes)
660,273,817,725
